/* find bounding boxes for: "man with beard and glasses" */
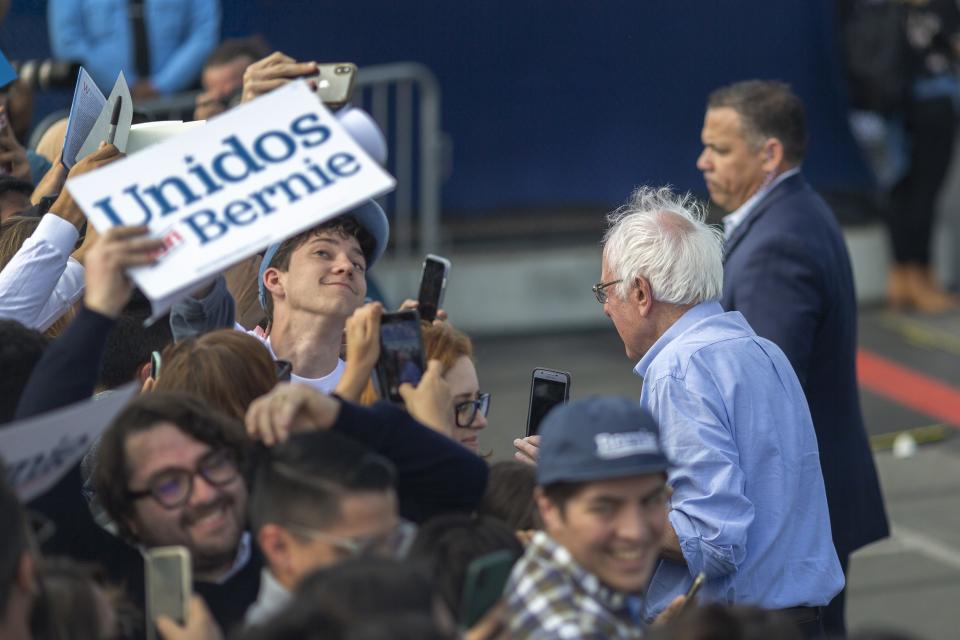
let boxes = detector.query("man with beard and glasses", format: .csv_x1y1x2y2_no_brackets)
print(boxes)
93,391,259,634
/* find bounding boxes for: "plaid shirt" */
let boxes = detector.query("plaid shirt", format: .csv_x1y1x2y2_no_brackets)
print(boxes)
504,532,646,639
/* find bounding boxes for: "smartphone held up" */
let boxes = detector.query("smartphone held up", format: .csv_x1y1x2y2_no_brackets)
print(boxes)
417,254,451,322
525,368,571,437
145,546,191,640
375,310,426,403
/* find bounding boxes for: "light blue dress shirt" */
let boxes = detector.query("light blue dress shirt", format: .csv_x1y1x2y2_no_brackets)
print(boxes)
49,0,220,95
635,301,843,620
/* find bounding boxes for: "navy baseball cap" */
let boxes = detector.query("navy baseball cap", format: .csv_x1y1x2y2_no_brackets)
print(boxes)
536,396,672,486
257,199,389,310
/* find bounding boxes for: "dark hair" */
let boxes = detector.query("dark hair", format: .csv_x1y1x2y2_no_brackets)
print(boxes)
155,329,276,421
0,319,48,424
98,292,172,390
297,557,437,619
93,391,252,541
240,597,346,640
706,80,807,165
249,430,395,536
540,481,587,515
29,558,132,640
0,460,29,615
204,37,271,70
408,514,522,619
479,461,541,531
345,614,456,640
646,603,802,640
263,216,376,322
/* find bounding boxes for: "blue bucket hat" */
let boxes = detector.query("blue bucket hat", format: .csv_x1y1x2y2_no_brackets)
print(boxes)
536,396,672,486
257,199,389,310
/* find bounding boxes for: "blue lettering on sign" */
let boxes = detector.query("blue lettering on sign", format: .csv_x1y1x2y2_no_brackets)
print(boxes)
91,112,368,248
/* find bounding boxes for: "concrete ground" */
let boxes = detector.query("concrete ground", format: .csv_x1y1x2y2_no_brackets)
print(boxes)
470,306,960,640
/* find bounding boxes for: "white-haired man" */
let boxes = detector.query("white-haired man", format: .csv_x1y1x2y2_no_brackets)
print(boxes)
596,187,843,637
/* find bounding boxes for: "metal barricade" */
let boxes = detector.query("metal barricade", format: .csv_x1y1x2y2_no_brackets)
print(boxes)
354,63,443,259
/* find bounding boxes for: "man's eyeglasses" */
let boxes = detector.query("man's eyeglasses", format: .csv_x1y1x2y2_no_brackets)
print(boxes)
455,393,491,428
285,518,417,560
592,279,623,304
127,449,239,509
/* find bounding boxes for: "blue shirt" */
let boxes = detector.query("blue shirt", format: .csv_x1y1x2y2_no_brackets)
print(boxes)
49,0,220,95
635,301,843,619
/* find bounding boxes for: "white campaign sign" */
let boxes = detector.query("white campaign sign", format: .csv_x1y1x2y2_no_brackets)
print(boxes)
67,81,396,319
2,384,138,503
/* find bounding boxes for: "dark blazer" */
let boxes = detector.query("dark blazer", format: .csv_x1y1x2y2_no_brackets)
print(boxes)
721,172,888,559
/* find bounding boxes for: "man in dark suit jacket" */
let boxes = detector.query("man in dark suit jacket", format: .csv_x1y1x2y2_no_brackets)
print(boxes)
697,80,889,636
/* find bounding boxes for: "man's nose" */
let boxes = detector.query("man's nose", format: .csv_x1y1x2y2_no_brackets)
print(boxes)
615,506,652,543
189,473,220,505
331,253,355,275
696,149,710,171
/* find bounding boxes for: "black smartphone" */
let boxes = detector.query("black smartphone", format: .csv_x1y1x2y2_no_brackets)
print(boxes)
417,254,451,322
375,310,425,403
145,546,191,640
525,368,571,437
459,550,517,629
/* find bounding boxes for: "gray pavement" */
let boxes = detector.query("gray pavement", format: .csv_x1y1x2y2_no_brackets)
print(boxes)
472,327,960,639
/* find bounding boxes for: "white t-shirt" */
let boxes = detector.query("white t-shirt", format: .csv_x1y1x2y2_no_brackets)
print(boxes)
235,323,345,393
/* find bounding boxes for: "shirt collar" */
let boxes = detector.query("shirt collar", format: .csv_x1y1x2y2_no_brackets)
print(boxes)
528,531,635,614
633,301,725,379
245,569,292,627
722,167,801,240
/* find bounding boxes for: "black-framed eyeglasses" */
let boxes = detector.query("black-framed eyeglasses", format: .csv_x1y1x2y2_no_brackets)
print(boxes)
592,279,623,304
127,449,239,509
455,393,491,428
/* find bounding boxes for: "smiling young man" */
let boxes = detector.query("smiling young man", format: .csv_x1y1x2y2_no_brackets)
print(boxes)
171,201,389,392
504,396,671,640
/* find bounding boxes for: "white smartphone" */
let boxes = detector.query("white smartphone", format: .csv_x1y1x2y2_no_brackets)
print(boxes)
417,254,451,322
145,546,191,640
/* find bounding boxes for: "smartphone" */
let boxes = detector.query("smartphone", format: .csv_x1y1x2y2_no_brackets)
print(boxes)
150,350,162,380
459,550,517,629
417,254,451,323
679,571,706,613
315,63,357,110
375,310,425,403
145,546,191,640
525,368,571,437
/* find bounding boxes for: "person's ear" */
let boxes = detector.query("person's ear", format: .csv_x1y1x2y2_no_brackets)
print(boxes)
16,550,36,594
263,267,285,301
761,139,784,172
535,487,564,533
257,524,294,580
635,277,654,317
136,361,152,384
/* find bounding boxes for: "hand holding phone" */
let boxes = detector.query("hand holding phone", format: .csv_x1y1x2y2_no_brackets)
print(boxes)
375,310,425,403
314,63,357,109
525,368,571,437
145,546,191,640
417,254,451,323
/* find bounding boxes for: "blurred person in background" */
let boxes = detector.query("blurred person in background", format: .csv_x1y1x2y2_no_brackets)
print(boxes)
48,0,220,99
194,37,270,121
0,319,47,425
0,462,38,640
30,558,128,640
478,461,541,533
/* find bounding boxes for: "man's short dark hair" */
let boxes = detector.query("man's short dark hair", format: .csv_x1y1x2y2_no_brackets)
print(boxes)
262,216,377,322
93,391,252,541
99,292,172,390
540,481,587,516
408,514,522,619
707,80,808,165
249,430,395,536
203,37,270,70
0,320,48,424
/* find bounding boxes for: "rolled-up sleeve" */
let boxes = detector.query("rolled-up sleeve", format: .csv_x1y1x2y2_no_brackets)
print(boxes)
0,214,80,329
652,377,754,579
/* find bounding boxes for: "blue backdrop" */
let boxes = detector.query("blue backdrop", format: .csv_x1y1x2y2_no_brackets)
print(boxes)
1,0,873,216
